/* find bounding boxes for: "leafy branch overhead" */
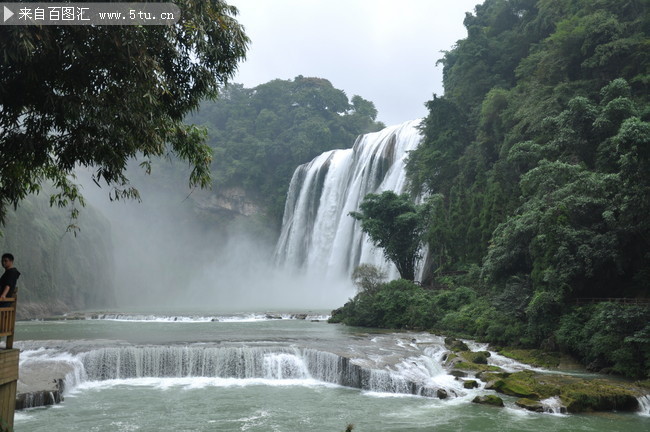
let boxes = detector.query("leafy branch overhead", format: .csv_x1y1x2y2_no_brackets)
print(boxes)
0,0,249,225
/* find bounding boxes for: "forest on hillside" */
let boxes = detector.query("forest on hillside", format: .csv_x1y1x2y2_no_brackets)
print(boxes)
332,0,650,378
189,76,384,225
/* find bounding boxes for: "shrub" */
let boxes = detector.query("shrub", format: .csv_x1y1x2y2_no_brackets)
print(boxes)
556,303,650,378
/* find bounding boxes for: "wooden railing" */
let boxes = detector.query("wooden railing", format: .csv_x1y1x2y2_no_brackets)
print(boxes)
575,297,650,305
0,298,16,349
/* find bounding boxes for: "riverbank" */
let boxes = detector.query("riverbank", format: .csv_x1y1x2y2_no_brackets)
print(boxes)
442,337,650,414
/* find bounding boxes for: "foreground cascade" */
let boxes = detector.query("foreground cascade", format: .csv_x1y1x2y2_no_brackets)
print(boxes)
274,119,423,279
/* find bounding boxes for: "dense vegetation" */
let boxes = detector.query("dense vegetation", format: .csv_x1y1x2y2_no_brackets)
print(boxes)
189,76,384,224
334,0,650,378
0,0,248,226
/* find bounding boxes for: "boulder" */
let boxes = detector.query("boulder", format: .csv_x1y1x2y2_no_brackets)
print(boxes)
472,395,504,407
515,398,545,412
444,337,470,352
449,369,468,378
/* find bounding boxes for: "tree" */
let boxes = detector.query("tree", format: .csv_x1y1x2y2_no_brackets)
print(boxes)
188,77,384,223
350,191,429,281
0,0,249,225
351,264,386,294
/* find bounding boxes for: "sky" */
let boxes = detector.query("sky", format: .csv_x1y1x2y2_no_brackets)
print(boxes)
228,0,482,126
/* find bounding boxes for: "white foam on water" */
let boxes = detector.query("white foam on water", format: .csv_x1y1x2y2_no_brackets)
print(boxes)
89,312,330,323
68,376,341,394
539,396,568,415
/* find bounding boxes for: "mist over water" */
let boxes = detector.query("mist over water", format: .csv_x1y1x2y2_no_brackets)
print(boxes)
77,162,355,312
74,121,427,313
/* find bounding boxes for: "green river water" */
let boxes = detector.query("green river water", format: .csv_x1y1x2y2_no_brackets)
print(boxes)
11,311,650,432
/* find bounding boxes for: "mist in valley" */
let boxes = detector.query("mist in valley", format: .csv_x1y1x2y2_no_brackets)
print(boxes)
77,163,355,314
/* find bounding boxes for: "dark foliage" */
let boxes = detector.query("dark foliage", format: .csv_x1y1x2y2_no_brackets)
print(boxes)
347,0,650,378
0,0,249,225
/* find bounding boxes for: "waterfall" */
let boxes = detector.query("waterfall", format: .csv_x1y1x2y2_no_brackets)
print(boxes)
274,119,423,280
638,395,650,416
39,344,457,398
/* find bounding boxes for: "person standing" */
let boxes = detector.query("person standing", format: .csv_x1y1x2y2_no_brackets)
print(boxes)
0,253,20,305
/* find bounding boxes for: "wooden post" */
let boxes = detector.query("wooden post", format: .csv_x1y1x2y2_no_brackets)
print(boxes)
0,349,18,430
0,296,18,429
0,297,16,349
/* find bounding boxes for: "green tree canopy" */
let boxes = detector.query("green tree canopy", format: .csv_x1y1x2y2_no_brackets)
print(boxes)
189,77,384,224
336,0,650,378
350,191,429,281
0,0,249,224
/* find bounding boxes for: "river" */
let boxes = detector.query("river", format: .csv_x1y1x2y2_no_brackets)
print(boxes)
13,310,650,432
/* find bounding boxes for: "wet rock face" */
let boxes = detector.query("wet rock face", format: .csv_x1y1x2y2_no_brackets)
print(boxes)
16,379,64,410
16,350,79,410
193,187,263,218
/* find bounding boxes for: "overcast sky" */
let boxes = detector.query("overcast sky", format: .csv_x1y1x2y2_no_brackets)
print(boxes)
228,0,482,126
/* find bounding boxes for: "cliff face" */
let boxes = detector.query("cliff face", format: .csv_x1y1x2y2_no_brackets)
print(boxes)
0,192,115,318
192,186,264,218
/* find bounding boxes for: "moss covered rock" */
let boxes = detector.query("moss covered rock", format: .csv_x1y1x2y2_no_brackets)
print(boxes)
487,371,540,398
515,398,544,412
479,370,642,413
445,350,500,373
497,348,562,368
472,395,504,407
444,337,470,352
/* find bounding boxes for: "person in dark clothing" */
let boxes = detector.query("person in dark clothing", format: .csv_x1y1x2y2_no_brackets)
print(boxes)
0,253,20,305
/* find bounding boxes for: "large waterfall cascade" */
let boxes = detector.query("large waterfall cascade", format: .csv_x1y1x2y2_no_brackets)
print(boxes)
274,119,423,280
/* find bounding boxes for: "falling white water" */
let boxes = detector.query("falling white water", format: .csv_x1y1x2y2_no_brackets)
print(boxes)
539,396,567,414
274,119,423,280
17,339,474,400
638,395,650,416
